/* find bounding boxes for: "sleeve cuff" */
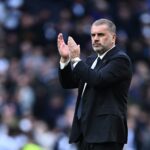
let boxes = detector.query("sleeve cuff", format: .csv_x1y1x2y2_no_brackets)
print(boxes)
60,59,70,69
71,57,81,68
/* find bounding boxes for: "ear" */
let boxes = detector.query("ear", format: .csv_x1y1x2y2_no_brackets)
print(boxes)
112,33,116,43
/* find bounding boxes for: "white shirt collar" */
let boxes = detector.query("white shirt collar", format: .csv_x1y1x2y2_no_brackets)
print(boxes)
98,45,115,59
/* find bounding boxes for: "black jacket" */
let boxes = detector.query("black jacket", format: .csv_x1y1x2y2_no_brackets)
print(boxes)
59,47,132,144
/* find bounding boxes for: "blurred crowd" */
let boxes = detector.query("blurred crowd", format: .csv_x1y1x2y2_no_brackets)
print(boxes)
0,0,150,150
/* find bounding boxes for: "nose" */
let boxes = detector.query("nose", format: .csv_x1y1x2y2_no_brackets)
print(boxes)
94,34,99,41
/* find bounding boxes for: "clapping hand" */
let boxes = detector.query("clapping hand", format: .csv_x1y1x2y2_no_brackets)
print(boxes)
68,36,80,59
57,33,70,62
57,33,80,62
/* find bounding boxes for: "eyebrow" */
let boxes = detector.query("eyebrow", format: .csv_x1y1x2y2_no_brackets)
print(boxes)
91,33,105,36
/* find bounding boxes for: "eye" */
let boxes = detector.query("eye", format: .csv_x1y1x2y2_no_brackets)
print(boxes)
91,33,95,37
98,33,105,37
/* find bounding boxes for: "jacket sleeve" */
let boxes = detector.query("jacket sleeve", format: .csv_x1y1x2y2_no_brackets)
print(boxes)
58,62,80,89
73,57,132,88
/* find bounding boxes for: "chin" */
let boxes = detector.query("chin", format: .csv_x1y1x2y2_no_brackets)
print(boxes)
93,47,107,55
93,47,102,52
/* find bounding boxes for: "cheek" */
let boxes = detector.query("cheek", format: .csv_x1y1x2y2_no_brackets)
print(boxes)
91,37,94,43
101,37,109,44
104,37,112,44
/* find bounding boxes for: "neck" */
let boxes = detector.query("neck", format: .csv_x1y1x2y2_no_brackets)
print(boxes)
98,45,115,56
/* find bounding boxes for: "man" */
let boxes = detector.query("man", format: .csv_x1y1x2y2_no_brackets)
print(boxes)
57,18,132,150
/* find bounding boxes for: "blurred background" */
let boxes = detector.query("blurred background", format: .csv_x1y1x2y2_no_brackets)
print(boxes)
0,0,150,150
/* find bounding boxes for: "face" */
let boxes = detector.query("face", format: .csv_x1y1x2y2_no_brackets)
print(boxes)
91,24,116,55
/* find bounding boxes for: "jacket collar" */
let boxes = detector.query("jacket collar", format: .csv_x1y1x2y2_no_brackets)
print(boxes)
102,46,120,60
87,46,121,66
98,45,116,60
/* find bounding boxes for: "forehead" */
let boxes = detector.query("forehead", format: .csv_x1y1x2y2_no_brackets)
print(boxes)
91,24,109,33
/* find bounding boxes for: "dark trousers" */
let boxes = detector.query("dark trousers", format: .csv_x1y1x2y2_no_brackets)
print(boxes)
77,140,124,150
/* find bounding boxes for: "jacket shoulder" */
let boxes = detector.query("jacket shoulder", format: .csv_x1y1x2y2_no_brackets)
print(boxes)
111,50,131,63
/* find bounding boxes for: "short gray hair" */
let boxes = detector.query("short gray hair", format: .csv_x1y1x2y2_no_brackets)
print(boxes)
92,18,116,34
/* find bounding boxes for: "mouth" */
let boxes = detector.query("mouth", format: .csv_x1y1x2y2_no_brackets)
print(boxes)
93,43,101,46
93,44,101,48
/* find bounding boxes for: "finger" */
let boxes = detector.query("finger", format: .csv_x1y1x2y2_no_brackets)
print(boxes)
58,33,63,37
57,33,62,41
69,37,77,45
57,33,61,44
58,33,66,48
58,33,64,42
67,36,72,46
68,36,77,46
